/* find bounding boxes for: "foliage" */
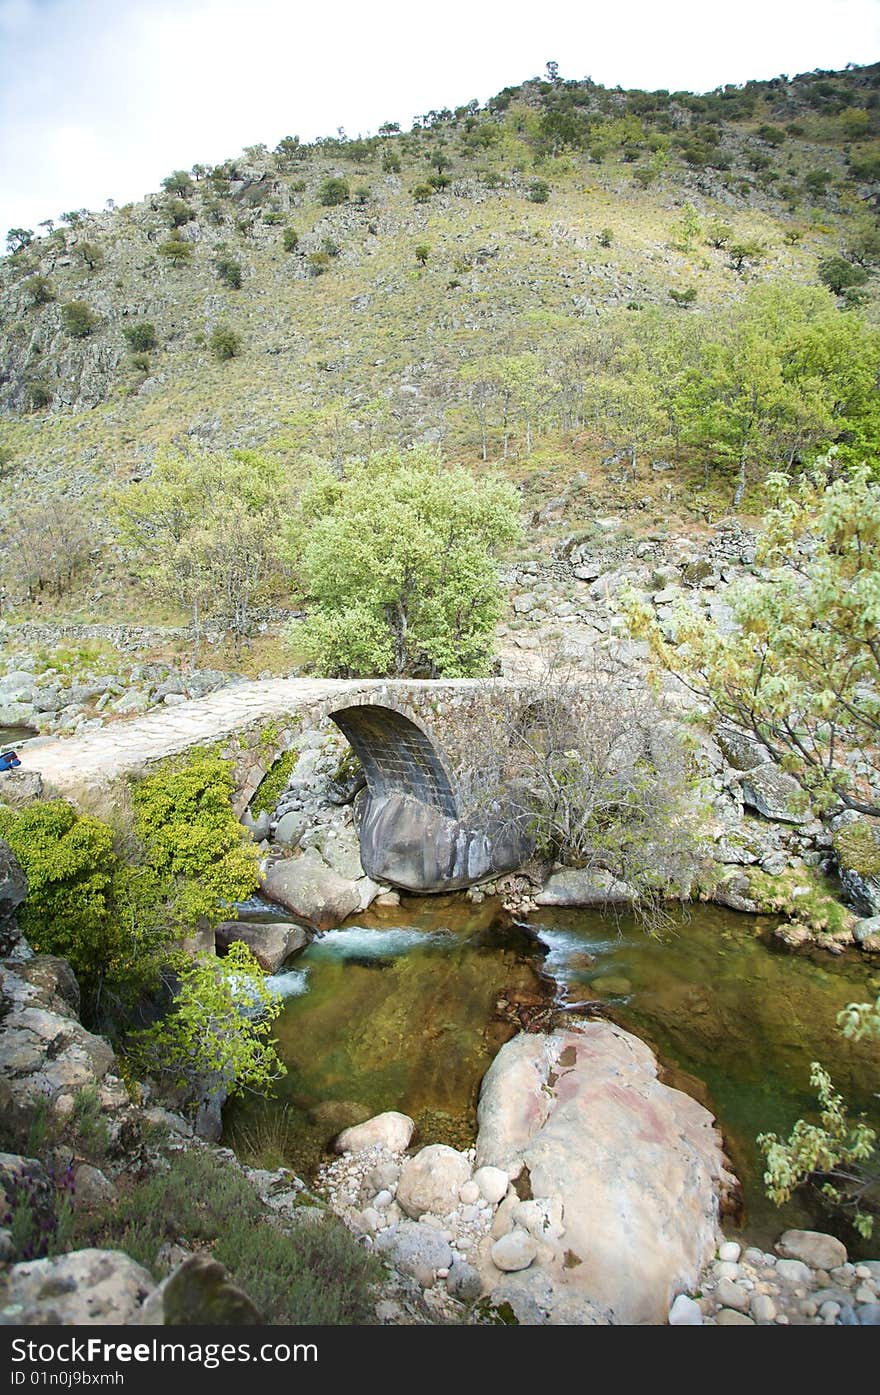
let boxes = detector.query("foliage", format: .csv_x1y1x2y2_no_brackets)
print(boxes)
0,800,172,1021
215,256,242,289
209,323,241,360
0,496,95,600
282,226,299,251
77,241,104,270
758,1053,878,1238
130,751,260,930
122,321,158,352
251,749,297,816
61,300,99,338
414,242,430,265
288,448,521,677
158,234,192,263
23,274,55,305
833,821,880,878
164,199,192,229
317,177,350,206
112,447,293,656
161,170,195,198
76,1148,382,1322
628,461,880,817
528,179,550,203
127,942,285,1100
818,255,869,296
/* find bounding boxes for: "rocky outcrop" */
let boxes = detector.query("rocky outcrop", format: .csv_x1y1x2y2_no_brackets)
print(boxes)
0,1249,154,1324
737,764,810,825
474,1024,736,1325
0,840,27,957
0,956,131,1148
535,866,636,907
357,791,530,893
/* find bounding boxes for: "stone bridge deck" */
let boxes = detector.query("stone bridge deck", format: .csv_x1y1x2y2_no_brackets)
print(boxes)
12,676,498,817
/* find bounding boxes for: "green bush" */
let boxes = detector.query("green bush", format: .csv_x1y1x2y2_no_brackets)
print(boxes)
411,183,434,203
122,322,158,352
282,226,299,252
215,256,242,289
24,274,55,306
317,177,350,206
158,235,192,264
61,300,99,338
818,256,869,296
209,323,241,360
165,199,193,229
251,750,296,816
528,179,550,203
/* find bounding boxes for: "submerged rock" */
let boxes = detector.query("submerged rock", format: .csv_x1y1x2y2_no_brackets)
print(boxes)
214,919,308,973
261,851,362,930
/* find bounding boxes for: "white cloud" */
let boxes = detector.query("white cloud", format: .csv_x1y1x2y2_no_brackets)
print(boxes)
1,0,878,235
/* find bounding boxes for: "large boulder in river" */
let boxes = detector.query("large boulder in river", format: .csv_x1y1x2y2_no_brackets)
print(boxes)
261,851,361,930
474,1024,736,1325
334,1110,414,1155
214,919,308,972
535,866,636,908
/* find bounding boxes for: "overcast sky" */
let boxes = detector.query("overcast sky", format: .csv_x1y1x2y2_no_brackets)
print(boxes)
1,0,879,238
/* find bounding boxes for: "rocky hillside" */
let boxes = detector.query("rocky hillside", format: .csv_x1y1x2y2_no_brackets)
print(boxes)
0,60,878,648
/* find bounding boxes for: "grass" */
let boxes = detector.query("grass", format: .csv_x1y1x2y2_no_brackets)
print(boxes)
73,1147,383,1324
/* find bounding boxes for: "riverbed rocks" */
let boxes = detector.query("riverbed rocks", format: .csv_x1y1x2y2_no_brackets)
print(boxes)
397,1144,473,1220
214,918,308,973
737,764,810,825
474,1024,736,1325
678,1233,880,1325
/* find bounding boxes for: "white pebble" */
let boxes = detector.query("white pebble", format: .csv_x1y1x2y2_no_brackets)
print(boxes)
718,1241,741,1263
459,1181,480,1205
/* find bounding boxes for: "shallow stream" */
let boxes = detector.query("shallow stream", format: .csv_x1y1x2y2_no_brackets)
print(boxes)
224,896,880,1250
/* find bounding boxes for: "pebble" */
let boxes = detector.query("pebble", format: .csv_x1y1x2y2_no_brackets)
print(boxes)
669,1294,703,1325
750,1293,776,1323
718,1242,741,1263
459,1181,480,1206
491,1227,538,1273
715,1278,751,1313
715,1260,740,1281
776,1258,812,1286
716,1309,755,1325
854,1284,875,1304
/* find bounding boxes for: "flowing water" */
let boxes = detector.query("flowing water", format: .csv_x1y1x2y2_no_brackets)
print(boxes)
224,896,880,1250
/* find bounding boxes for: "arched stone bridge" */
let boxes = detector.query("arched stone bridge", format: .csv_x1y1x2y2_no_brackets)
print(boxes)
14,678,530,892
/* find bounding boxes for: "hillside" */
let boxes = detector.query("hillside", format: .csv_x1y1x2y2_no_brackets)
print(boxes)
1,60,879,645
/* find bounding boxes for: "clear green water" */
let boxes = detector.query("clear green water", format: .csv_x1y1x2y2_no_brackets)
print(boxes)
224,897,880,1250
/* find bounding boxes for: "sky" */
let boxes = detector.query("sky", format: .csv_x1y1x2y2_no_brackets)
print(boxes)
1,0,879,238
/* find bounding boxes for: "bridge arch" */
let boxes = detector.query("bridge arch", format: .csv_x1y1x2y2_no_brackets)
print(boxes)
328,703,458,818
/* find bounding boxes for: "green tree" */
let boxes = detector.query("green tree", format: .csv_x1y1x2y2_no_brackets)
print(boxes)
6,228,33,254
122,322,158,352
113,448,291,659
818,255,869,296
77,240,104,269
158,233,192,264
288,449,521,677
282,226,299,252
215,256,242,289
209,323,241,360
127,942,286,1102
61,300,99,338
414,242,430,265
165,199,193,228
23,274,55,306
628,462,880,817
317,177,350,206
162,169,195,198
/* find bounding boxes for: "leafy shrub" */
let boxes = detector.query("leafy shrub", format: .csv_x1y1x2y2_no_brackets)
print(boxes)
127,942,285,1101
24,274,55,306
158,235,192,264
411,183,434,203
26,380,52,410
306,251,331,276
215,256,242,289
122,322,158,352
251,750,297,816
317,177,349,206
669,287,698,307
61,300,99,338
414,243,429,265
209,324,241,360
818,256,869,296
78,241,104,269
597,227,613,247
161,170,195,198
282,226,299,251
165,199,193,228
528,179,550,203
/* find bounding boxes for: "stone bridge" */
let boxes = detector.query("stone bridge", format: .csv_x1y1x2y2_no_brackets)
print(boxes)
14,677,531,892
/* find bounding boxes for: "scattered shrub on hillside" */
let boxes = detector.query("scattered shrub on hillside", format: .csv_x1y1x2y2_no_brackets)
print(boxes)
282,226,299,251
122,321,158,352
209,324,241,360
158,235,192,264
24,274,55,305
669,287,698,307
317,177,349,206
215,256,242,289
414,243,430,265
78,241,104,270
528,179,550,203
597,227,613,247
306,252,331,277
25,380,52,411
161,170,195,198
818,255,869,296
61,300,99,338
411,183,434,203
165,199,193,229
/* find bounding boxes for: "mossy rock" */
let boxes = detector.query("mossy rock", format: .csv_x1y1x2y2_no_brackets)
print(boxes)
745,866,855,936
833,820,880,879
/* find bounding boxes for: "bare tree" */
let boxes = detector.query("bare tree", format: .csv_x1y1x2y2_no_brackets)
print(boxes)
454,645,705,931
